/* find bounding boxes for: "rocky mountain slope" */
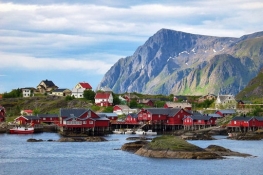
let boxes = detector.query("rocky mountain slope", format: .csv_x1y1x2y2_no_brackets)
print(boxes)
98,29,263,95
235,67,263,100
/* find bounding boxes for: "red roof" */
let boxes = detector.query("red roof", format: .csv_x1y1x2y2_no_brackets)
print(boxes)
95,92,111,99
23,110,33,113
79,82,92,89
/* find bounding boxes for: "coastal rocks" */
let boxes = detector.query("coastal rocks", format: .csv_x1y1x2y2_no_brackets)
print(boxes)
135,148,221,159
205,145,252,157
126,135,253,159
57,137,107,142
121,141,149,152
181,132,214,140
228,132,263,140
27,138,44,142
126,137,153,141
208,127,228,135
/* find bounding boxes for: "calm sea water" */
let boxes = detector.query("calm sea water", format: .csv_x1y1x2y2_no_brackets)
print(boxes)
0,133,263,175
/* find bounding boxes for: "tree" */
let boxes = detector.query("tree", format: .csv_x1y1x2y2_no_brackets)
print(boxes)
112,93,121,105
129,100,138,108
83,90,95,102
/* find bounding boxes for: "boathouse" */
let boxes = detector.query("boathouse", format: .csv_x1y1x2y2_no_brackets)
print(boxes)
59,108,110,135
183,114,217,130
227,116,263,132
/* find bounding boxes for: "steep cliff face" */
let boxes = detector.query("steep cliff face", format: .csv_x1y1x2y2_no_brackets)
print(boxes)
98,29,263,95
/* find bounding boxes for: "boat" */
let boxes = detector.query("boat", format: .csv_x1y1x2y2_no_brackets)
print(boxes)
112,129,124,134
124,129,134,134
145,130,157,135
9,126,34,134
135,129,145,135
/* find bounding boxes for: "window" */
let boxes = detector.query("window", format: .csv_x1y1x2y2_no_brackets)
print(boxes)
89,121,93,124
83,121,86,124
43,118,46,120
234,121,236,124
198,120,201,123
178,115,180,118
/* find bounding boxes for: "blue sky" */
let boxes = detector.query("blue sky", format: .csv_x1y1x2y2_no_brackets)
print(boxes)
1,0,263,93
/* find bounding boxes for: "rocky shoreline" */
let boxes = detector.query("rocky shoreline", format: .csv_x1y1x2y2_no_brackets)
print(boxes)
122,135,253,159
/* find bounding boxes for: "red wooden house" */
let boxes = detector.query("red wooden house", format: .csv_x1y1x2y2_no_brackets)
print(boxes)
94,92,113,107
165,108,192,130
14,115,41,125
183,114,217,130
38,114,59,124
60,108,110,134
0,106,6,122
138,99,155,107
227,116,263,132
125,113,139,124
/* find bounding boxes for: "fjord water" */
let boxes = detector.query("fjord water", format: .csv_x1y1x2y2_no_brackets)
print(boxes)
0,133,263,175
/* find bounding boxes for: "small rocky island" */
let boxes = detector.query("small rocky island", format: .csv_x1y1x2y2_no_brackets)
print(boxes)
27,136,107,142
122,135,252,159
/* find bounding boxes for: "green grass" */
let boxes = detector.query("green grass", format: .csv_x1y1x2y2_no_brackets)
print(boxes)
145,135,203,151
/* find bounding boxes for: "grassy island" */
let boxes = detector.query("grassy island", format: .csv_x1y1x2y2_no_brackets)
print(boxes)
145,135,204,152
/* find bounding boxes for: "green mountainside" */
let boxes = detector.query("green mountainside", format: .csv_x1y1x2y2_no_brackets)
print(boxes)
235,67,263,102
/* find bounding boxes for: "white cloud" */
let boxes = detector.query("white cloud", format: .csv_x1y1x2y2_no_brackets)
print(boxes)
0,52,121,74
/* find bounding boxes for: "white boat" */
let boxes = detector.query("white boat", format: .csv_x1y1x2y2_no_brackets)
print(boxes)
112,129,124,134
135,129,145,135
124,129,134,134
145,130,157,135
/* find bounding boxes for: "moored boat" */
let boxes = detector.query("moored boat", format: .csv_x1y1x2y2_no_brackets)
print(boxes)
135,129,145,135
145,130,157,135
9,127,34,134
112,129,124,134
124,129,134,134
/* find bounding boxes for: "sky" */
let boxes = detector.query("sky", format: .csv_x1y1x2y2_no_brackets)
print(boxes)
1,0,263,93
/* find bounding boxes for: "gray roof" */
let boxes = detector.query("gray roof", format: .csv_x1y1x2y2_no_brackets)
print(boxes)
97,113,118,117
188,114,212,120
24,116,40,120
38,114,59,118
231,116,252,121
60,108,88,118
145,108,171,115
127,113,138,118
53,88,70,92
217,109,236,114
208,114,222,118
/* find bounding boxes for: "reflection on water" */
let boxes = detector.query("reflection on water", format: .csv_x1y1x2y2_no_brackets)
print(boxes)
0,133,263,175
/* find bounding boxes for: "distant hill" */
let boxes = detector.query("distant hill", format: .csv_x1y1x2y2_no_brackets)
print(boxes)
235,67,263,101
97,29,263,95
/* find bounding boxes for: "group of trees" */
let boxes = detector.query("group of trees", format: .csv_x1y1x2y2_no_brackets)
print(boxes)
2,89,22,98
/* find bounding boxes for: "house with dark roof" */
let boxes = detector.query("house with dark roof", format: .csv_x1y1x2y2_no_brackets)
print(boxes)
51,88,72,96
125,113,139,124
215,109,236,117
36,79,58,94
227,116,263,132
183,114,217,130
59,108,110,134
14,115,41,125
38,114,59,124
94,92,113,106
215,94,237,109
137,108,191,130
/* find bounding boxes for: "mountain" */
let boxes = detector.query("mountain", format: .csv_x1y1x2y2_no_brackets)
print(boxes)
235,67,263,100
97,29,263,95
